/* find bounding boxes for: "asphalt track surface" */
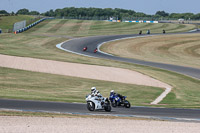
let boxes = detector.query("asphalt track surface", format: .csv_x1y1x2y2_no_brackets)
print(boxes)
1,30,200,122
1,99,200,122
61,31,200,79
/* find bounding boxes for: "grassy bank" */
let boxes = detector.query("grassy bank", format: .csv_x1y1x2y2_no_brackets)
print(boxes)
101,33,200,68
0,19,200,108
0,15,35,32
25,19,196,36
0,67,162,105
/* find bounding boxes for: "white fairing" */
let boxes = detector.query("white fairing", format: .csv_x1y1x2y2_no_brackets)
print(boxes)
86,94,105,110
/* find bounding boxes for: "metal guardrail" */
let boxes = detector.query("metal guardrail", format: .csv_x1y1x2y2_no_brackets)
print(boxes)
14,17,54,34
13,20,26,32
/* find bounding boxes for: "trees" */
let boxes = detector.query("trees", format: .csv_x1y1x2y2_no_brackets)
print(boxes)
1,8,199,20
169,13,194,20
29,11,40,15
155,11,169,17
16,9,40,15
192,13,200,20
0,10,9,14
41,7,200,20
42,7,138,20
16,8,29,15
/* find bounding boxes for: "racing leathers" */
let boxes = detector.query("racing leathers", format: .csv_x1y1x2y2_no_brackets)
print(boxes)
91,90,105,105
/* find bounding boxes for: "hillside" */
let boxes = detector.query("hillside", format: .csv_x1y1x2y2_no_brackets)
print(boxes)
0,15,35,33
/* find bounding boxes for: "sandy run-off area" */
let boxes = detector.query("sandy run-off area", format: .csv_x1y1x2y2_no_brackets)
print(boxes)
0,54,171,89
0,116,200,133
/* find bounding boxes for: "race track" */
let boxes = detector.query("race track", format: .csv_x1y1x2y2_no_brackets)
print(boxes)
1,99,200,122
1,30,200,122
60,31,200,79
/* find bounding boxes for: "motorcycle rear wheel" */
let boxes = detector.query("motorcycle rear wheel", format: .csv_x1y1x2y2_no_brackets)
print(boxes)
111,101,117,107
104,105,111,112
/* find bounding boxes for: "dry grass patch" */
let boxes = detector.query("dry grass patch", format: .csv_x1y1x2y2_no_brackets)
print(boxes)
101,33,200,68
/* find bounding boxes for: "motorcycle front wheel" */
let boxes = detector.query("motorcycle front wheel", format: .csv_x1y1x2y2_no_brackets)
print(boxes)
124,100,131,108
87,102,95,111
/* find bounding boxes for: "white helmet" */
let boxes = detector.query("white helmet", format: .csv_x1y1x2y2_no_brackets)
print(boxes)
110,90,114,93
91,87,96,92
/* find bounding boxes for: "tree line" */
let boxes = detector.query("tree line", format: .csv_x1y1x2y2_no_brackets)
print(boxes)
0,9,40,16
1,8,200,20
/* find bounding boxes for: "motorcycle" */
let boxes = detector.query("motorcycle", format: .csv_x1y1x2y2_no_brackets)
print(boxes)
146,30,150,34
86,94,111,112
94,48,98,53
163,30,166,34
109,94,131,108
83,46,87,51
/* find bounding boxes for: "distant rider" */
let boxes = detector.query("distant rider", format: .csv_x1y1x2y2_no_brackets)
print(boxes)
146,29,150,34
163,29,166,34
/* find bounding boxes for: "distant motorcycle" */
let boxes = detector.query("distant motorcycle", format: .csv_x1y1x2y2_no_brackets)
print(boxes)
109,94,131,108
163,30,166,34
83,46,88,51
146,30,150,34
86,94,111,112
94,48,98,53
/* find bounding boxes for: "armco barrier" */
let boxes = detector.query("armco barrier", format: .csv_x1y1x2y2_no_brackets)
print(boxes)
119,20,159,23
14,17,54,34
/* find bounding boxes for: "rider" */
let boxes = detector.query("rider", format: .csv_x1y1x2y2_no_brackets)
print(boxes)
91,87,97,97
91,88,105,105
110,90,116,98
163,29,166,34
139,30,142,35
91,87,102,98
146,29,150,34
110,90,124,102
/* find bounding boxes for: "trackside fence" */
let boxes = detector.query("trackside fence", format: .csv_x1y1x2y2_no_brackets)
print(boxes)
14,17,54,34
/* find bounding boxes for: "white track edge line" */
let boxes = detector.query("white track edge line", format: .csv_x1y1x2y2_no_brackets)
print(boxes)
1,108,200,122
56,35,171,104
56,41,97,58
96,35,173,104
150,87,172,104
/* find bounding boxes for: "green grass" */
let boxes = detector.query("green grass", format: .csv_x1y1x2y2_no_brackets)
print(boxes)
47,20,69,32
0,18,200,108
0,15,35,32
0,67,162,105
24,19,196,37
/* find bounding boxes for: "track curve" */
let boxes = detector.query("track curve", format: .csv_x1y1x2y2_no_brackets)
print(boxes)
1,30,200,122
60,31,200,79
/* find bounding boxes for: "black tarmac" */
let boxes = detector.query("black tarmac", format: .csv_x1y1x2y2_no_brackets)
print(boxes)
62,31,200,79
0,99,200,122
1,30,200,121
